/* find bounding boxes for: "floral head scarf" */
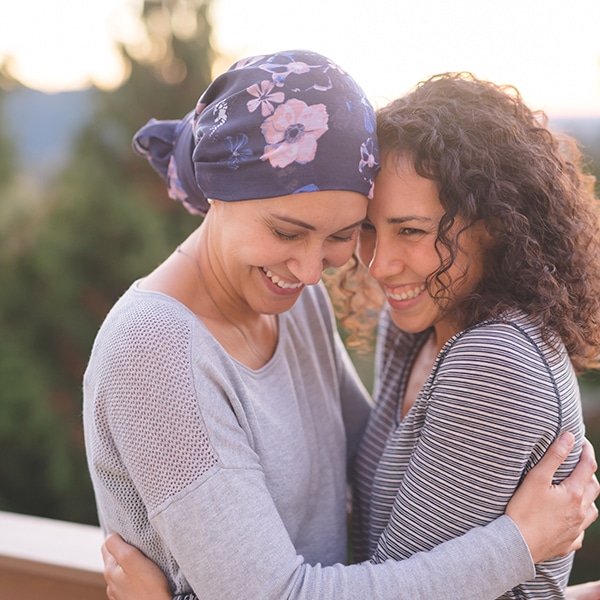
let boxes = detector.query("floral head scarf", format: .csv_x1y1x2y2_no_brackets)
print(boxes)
133,50,379,216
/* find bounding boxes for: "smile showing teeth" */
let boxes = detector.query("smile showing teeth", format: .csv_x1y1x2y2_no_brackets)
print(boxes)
262,268,303,290
387,284,426,301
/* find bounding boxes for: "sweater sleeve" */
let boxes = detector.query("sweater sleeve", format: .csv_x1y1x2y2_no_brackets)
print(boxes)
166,516,535,600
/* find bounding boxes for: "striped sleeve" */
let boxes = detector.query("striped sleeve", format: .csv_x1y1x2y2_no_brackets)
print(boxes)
370,320,579,597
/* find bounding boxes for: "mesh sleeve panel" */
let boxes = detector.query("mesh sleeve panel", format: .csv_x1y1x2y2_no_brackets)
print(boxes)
91,298,219,515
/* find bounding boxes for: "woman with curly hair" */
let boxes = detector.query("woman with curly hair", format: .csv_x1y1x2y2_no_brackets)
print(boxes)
348,72,600,598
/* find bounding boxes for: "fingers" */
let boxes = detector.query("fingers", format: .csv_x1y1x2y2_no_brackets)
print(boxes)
509,434,598,563
102,535,124,600
102,537,121,581
562,439,599,538
104,533,125,558
566,440,600,507
101,539,111,568
104,532,139,572
101,533,173,600
526,432,575,485
581,437,598,467
579,439,599,481
582,489,599,530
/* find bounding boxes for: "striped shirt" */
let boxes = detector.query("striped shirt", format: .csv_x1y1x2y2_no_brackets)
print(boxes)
352,309,584,599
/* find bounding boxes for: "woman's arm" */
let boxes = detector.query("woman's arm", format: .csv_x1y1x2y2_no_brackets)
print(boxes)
101,432,599,600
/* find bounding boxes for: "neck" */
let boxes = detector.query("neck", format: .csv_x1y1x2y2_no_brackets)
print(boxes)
181,227,248,321
176,230,278,368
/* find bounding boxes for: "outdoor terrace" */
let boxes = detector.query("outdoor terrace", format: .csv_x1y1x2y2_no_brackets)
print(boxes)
0,510,106,600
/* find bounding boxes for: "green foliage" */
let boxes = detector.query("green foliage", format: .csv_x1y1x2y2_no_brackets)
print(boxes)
0,91,14,188
0,86,17,227
0,0,213,524
0,219,99,521
569,381,600,584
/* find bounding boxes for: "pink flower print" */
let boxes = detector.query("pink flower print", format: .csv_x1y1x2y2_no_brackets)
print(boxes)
286,61,311,75
261,99,328,168
194,100,206,117
166,156,188,203
246,80,285,117
359,138,377,173
367,179,375,200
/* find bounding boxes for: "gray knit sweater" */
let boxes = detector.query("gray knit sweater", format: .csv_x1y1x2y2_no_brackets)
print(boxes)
83,282,534,599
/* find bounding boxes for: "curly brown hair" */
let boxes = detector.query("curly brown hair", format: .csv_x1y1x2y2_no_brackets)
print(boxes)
332,72,600,373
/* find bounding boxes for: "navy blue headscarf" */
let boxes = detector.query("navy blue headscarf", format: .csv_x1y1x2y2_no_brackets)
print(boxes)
133,50,379,216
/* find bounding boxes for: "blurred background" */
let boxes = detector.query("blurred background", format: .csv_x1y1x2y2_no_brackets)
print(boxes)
0,0,598,584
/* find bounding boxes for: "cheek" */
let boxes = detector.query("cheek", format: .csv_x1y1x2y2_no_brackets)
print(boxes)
414,241,446,275
327,241,358,268
356,232,375,267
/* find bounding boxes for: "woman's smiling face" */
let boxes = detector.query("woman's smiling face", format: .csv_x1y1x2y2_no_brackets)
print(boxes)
209,189,368,316
357,153,487,350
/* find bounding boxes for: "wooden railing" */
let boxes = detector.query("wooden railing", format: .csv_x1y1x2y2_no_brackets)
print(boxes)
0,511,106,600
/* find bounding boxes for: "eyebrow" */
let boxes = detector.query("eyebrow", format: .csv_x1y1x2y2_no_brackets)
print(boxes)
272,214,365,232
387,216,436,225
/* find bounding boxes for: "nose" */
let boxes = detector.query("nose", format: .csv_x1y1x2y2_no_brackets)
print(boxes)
287,244,326,286
368,237,405,282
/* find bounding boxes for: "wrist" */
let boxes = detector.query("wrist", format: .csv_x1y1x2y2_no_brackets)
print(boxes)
505,510,544,564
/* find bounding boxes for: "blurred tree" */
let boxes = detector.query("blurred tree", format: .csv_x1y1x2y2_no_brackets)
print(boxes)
0,94,14,189
0,0,215,524
0,68,18,219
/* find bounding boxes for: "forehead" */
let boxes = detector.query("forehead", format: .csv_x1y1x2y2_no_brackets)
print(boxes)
220,190,368,228
370,154,442,218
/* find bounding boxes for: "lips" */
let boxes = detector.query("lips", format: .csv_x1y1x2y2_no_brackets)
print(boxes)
261,267,304,290
386,283,426,302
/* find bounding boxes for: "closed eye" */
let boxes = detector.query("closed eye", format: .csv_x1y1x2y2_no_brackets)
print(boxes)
330,230,358,243
272,228,299,241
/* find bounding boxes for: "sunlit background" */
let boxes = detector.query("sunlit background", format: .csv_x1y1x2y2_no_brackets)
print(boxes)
0,0,599,589
1,0,599,115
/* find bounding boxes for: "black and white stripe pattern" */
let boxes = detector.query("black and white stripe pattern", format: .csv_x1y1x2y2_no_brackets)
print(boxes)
352,310,583,598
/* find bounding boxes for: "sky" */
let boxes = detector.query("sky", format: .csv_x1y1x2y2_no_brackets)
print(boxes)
1,0,600,117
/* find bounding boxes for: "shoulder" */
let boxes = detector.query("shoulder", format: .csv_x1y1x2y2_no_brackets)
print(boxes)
84,284,236,427
441,312,549,369
88,284,201,376
432,312,565,411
